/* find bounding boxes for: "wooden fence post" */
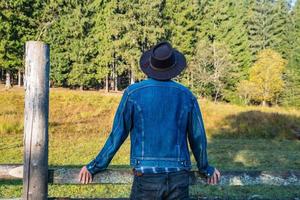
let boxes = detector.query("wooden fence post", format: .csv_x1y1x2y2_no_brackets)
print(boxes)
23,41,50,200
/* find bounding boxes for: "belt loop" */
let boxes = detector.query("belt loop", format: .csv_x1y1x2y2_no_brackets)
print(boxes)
133,168,143,177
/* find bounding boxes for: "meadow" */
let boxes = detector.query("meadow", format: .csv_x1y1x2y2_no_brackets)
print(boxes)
0,85,300,199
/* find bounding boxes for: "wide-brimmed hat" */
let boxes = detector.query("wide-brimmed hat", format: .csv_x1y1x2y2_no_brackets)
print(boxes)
139,41,187,80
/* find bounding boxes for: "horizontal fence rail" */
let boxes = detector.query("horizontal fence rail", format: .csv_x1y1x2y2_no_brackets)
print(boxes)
1,164,299,186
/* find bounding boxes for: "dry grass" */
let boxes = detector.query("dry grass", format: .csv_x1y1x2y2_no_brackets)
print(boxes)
0,85,300,199
199,97,300,140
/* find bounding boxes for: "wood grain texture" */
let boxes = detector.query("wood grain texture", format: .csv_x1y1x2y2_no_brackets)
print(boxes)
23,41,50,200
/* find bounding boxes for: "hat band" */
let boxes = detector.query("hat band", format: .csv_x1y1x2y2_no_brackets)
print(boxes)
150,56,177,72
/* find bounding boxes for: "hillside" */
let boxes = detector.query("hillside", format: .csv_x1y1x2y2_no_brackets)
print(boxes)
0,86,299,199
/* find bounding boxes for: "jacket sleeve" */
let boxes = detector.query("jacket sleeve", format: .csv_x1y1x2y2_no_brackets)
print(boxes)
187,96,215,177
86,89,132,175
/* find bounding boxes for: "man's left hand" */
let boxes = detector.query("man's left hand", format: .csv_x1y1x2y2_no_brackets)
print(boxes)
207,168,221,185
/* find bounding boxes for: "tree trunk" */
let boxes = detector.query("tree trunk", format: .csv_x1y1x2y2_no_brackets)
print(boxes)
111,74,115,91
262,100,267,106
18,69,22,87
5,71,12,89
105,75,109,93
130,68,135,84
111,68,115,91
190,71,194,90
115,75,118,91
79,85,83,91
214,88,219,103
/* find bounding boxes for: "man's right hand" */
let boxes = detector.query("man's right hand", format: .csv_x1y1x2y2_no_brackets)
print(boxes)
79,166,93,184
207,168,221,185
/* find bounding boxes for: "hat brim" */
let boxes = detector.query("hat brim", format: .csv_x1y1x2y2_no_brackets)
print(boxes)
139,49,187,80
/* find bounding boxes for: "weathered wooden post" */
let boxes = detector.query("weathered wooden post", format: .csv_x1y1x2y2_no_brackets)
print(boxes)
23,41,50,200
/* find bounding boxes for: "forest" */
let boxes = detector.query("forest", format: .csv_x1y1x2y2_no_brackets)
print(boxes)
0,0,300,107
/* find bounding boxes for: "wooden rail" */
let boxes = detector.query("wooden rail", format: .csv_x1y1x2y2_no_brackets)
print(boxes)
1,164,299,186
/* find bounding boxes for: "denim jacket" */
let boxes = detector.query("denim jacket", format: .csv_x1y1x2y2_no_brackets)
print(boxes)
86,78,215,177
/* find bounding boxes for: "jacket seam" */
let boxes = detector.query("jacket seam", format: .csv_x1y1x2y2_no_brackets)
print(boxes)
127,97,145,159
128,84,193,99
177,106,186,161
97,90,130,164
132,157,186,161
192,97,206,168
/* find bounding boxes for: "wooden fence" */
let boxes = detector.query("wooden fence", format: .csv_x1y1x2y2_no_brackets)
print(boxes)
1,164,300,186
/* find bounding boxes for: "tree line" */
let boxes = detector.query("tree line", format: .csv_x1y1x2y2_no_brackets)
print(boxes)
0,0,299,107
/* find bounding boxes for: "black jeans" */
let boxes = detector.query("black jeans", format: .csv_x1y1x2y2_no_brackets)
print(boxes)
129,170,190,200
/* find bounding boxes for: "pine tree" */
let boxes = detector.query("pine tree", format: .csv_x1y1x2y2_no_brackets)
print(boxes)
272,0,292,59
194,0,251,101
121,0,166,83
67,5,96,90
162,0,199,87
0,0,43,88
43,1,95,88
89,0,127,91
43,1,74,87
281,0,300,107
163,0,198,58
93,0,166,87
247,0,276,56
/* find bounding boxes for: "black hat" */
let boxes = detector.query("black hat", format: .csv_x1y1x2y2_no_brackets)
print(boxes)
139,41,187,80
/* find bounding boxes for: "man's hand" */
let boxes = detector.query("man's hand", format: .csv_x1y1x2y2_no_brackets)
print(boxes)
79,166,93,184
207,168,221,185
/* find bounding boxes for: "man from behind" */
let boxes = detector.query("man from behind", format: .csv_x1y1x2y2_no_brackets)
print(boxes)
79,41,221,199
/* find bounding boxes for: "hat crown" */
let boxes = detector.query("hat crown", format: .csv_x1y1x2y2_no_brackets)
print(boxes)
152,42,172,59
150,42,175,70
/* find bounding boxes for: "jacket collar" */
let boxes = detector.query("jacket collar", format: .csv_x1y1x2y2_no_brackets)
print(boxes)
147,77,173,82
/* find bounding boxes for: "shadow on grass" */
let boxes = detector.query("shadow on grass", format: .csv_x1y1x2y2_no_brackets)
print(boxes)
188,110,300,199
0,180,22,185
211,110,300,139
206,110,300,172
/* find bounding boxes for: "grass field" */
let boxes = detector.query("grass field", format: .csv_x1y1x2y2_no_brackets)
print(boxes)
0,85,300,199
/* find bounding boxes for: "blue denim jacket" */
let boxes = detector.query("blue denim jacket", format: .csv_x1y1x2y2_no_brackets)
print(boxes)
86,78,215,177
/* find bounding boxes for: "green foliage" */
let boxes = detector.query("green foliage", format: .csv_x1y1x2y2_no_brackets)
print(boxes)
281,0,300,107
238,49,287,105
118,0,166,81
42,1,96,87
1,0,299,106
194,0,252,102
272,0,293,59
162,0,200,86
192,40,232,102
163,0,198,58
247,0,275,55
0,0,42,71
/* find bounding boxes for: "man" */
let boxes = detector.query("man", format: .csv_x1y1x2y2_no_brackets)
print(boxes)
79,41,221,199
